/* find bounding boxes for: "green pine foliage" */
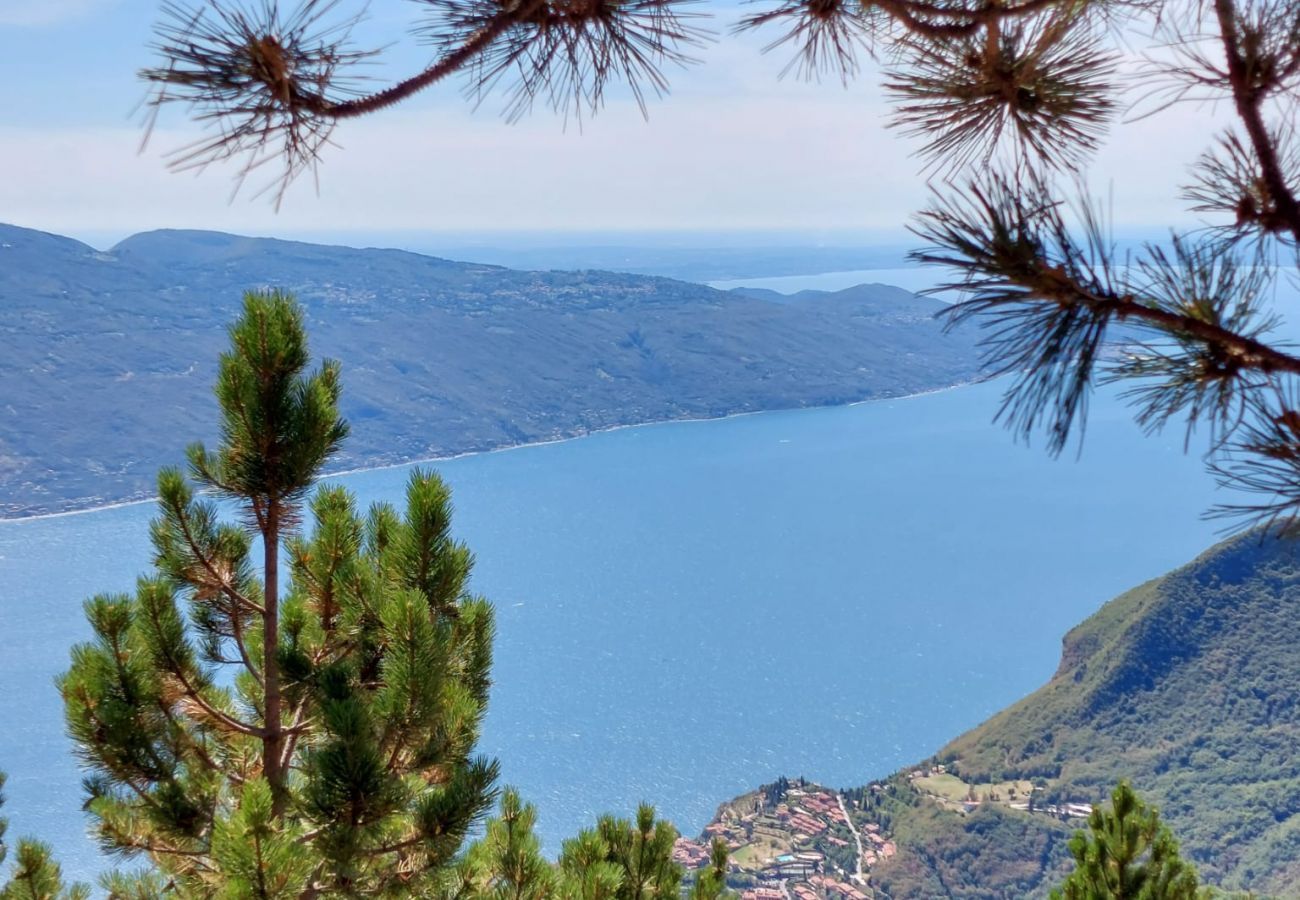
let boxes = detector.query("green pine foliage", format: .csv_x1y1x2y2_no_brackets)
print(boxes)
58,291,499,896
0,772,90,900
557,829,624,900
0,840,90,900
1050,782,1201,900
50,290,730,899
465,789,555,900
687,838,730,900
590,806,681,900
455,791,731,900
96,871,170,899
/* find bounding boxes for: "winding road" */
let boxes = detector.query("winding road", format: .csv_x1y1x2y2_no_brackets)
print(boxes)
837,793,867,884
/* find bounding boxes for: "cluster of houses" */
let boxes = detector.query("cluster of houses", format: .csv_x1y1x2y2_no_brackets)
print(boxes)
804,874,870,900
779,790,846,836
858,824,897,868
679,784,903,899
686,772,1097,898
672,837,716,869
738,867,879,900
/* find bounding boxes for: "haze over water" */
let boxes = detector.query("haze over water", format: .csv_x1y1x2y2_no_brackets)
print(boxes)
0,270,1241,886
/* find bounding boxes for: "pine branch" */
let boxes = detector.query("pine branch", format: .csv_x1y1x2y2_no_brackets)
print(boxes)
1183,129,1300,241
736,0,880,83
156,700,244,788
886,10,1115,172
135,586,265,741
227,609,263,688
315,3,535,119
1213,0,1300,242
1209,387,1300,531
141,0,706,200
160,486,263,619
69,693,174,811
914,172,1300,454
169,675,266,741
276,703,316,776
162,488,263,616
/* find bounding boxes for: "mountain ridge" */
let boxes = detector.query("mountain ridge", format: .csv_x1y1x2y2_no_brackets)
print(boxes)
0,223,981,518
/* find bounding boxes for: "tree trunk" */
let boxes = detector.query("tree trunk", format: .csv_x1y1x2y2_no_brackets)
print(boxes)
263,501,285,816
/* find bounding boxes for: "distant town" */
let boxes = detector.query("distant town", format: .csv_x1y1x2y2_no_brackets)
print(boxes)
674,770,1093,899
672,779,889,900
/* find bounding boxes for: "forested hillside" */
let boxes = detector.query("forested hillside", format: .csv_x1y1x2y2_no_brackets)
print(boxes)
0,224,980,517
871,532,1300,897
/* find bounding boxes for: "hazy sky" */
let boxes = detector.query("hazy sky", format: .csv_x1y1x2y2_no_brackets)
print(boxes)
0,0,1225,243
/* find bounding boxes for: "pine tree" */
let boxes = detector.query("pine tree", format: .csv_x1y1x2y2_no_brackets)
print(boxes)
556,827,623,900
687,838,730,900
592,805,681,900
1049,782,1202,900
0,771,90,900
59,290,499,897
0,842,90,900
464,789,556,900
455,792,731,900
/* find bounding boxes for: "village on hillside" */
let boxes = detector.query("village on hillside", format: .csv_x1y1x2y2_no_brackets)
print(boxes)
674,770,1093,899
672,779,892,900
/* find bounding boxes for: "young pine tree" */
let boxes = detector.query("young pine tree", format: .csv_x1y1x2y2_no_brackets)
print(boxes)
587,806,681,900
59,290,499,897
686,838,729,900
0,770,90,900
1050,782,1202,900
458,791,729,900
0,842,90,900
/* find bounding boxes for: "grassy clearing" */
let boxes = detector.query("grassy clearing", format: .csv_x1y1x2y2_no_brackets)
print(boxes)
731,834,796,872
913,774,1036,805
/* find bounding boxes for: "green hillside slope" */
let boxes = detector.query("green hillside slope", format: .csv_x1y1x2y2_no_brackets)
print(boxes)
869,532,1300,897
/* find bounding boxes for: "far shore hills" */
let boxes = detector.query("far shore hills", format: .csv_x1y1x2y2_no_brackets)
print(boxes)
0,223,982,519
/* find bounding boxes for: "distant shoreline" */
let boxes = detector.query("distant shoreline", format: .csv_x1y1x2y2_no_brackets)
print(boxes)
0,380,982,526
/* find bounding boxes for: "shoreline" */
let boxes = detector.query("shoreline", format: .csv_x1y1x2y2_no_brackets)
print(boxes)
0,379,983,526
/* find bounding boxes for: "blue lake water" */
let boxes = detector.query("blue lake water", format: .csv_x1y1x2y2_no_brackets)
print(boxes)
0,375,1235,885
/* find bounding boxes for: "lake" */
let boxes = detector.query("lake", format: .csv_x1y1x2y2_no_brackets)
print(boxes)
0,376,1235,886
